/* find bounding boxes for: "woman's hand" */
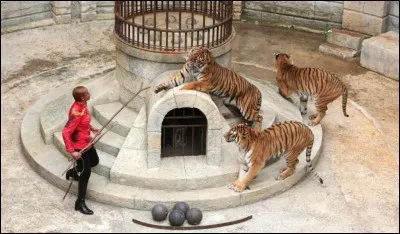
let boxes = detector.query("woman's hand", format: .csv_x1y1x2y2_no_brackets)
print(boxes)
70,151,81,160
91,126,101,136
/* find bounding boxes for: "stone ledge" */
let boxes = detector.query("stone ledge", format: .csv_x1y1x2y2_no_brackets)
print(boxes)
319,42,360,61
326,28,370,51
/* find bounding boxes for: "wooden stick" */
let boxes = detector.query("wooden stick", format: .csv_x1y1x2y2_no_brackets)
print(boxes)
98,82,150,133
61,82,150,176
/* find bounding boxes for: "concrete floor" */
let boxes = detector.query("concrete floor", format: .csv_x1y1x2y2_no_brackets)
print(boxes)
1,20,399,232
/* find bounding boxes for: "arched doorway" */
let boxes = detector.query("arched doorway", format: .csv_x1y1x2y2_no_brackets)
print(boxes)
161,108,207,157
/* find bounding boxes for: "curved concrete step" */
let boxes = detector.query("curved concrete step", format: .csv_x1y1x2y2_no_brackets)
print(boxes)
93,102,138,137
53,132,116,178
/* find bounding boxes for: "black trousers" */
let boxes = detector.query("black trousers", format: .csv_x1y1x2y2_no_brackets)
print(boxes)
68,147,99,199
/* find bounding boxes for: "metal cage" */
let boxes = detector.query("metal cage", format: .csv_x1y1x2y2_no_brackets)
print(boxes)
161,108,207,157
114,1,233,52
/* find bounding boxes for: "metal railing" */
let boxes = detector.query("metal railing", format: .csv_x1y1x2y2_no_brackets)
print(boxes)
114,1,233,53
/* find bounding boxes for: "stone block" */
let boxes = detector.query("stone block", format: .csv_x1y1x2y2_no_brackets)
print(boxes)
259,11,280,24
96,6,114,14
173,88,197,108
153,96,177,117
327,21,343,30
1,11,52,28
360,31,399,80
388,15,399,32
342,9,388,35
147,109,164,132
81,12,97,22
390,1,399,17
279,14,294,25
314,1,344,23
52,1,71,8
147,149,161,168
52,13,71,24
293,17,327,31
242,9,261,21
206,150,221,166
122,127,147,150
97,1,115,7
363,1,389,18
344,1,364,12
207,129,222,152
147,131,161,150
326,28,370,51
319,42,360,61
192,92,218,116
52,6,71,15
80,1,97,13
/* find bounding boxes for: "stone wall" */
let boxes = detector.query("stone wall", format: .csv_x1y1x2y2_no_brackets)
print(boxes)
242,1,344,31
342,1,390,35
1,1,114,33
1,1,53,31
388,1,399,32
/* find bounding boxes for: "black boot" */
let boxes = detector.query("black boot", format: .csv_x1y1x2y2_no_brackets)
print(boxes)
75,198,94,215
66,169,79,181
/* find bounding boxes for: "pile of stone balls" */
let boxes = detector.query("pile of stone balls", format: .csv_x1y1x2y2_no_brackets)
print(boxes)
151,202,203,226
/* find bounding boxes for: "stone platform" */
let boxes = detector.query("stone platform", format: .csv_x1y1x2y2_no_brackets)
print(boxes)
21,70,323,211
360,31,399,80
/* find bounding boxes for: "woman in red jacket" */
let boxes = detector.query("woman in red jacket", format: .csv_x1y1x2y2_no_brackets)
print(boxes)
62,86,100,215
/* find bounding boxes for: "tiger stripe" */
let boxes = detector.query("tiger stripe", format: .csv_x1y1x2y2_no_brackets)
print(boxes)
275,53,349,126
154,46,263,130
223,121,323,192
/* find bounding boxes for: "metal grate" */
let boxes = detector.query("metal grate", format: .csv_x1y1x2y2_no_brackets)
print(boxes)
161,108,207,157
114,1,233,53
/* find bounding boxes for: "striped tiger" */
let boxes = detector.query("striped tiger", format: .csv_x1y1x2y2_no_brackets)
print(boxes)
224,121,323,192
275,53,349,126
154,46,263,130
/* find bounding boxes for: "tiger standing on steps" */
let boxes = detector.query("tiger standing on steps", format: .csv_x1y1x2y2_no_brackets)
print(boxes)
62,86,101,215
274,53,349,126
154,46,263,131
224,122,323,193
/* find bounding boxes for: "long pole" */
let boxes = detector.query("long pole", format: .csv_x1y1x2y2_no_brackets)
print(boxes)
61,82,150,176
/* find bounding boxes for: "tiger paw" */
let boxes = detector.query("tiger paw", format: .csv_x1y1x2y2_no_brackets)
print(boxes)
279,167,287,173
309,119,320,126
232,182,247,192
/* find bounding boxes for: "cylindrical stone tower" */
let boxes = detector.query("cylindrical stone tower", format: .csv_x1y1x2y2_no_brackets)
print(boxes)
113,1,236,168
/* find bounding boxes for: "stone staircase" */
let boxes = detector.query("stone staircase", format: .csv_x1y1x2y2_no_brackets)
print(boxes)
21,72,323,211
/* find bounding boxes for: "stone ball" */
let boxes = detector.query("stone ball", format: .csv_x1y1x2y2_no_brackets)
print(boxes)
151,203,168,221
168,209,186,226
186,208,203,225
173,201,190,216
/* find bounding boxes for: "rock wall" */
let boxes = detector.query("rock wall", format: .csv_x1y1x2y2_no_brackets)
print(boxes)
242,1,344,31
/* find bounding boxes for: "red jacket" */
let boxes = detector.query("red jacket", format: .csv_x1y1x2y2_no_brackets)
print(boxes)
62,101,92,153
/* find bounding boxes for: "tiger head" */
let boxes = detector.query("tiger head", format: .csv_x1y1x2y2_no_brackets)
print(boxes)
274,52,293,66
224,124,253,145
185,46,215,72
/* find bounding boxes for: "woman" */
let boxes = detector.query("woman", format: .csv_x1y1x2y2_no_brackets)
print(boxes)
62,86,100,215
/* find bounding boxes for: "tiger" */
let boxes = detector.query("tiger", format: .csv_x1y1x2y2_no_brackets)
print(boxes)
274,53,349,126
154,46,263,130
224,121,323,192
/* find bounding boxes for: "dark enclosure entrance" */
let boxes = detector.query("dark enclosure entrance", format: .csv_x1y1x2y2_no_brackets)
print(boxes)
161,108,207,157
